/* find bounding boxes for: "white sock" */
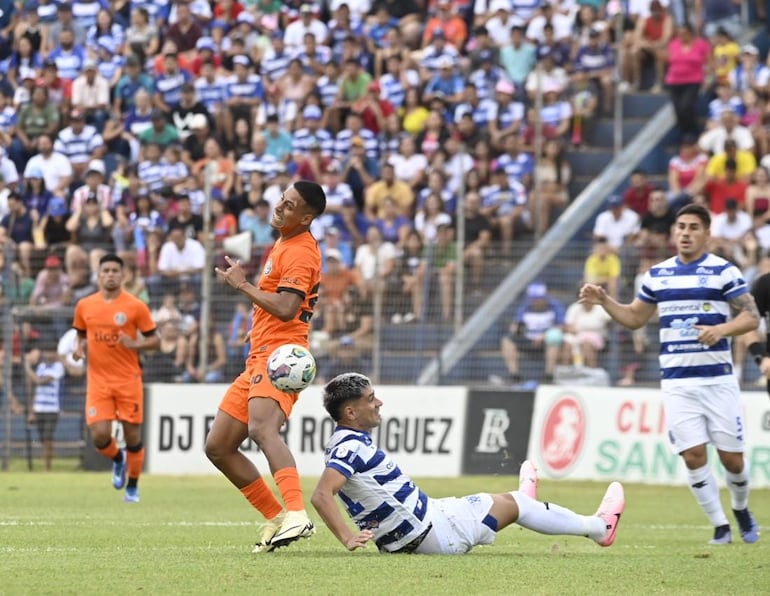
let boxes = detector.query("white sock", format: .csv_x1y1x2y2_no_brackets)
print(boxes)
725,463,750,511
687,464,728,526
511,491,605,541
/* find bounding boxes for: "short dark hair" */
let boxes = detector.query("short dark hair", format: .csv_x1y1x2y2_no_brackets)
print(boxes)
676,203,711,229
293,180,326,216
322,373,371,421
99,253,124,268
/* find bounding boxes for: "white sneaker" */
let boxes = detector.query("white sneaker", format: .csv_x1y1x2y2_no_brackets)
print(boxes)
252,513,283,553
269,510,316,550
518,460,538,499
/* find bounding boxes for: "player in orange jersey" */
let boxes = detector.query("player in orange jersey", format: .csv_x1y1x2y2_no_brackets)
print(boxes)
208,180,326,552
72,254,160,503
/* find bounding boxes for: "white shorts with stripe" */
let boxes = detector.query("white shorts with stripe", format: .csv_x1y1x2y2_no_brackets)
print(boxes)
664,382,745,454
415,494,497,555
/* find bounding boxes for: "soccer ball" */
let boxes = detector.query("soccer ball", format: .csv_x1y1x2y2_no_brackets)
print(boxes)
266,344,317,393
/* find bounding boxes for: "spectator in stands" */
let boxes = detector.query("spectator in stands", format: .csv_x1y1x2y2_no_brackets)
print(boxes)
574,27,614,115
0,192,34,277
698,108,754,155
727,43,769,98
532,138,571,235
237,197,275,253
320,248,360,336
668,134,708,210
54,109,105,185
153,222,206,296
60,255,97,306
745,166,770,227
583,238,621,299
623,169,654,216
705,138,756,183
70,59,110,132
525,50,568,104
354,224,397,301
65,192,115,274
165,0,203,55
563,289,612,368
30,254,69,308
592,194,641,253
139,109,181,149
703,158,748,213
37,195,70,250
193,138,235,199
167,192,203,242
500,281,565,383
414,191,453,246
70,159,111,211
121,256,150,303
706,82,745,130
624,0,673,92
636,188,676,261
364,161,413,219
24,338,65,471
374,196,411,248
480,164,529,253
183,319,227,383
423,221,457,322
316,335,370,385
710,197,753,260
144,319,188,383
665,23,711,139
422,56,464,108
11,86,61,171
370,0,421,50
341,135,379,204
124,7,160,62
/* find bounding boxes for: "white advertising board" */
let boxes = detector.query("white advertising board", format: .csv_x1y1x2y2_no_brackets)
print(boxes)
528,385,770,487
145,384,467,477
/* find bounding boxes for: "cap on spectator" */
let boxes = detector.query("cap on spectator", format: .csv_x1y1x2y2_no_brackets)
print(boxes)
303,104,322,120
70,108,85,120
57,1,72,10
432,28,445,40
22,70,36,81
495,80,515,95
368,81,381,93
437,55,453,69
490,0,510,11
87,159,106,176
26,166,44,179
233,54,250,67
526,282,547,299
589,27,601,38
48,197,68,217
350,136,365,147
190,113,208,130
479,49,494,62
300,3,313,13
270,29,284,40
196,36,216,52
24,0,39,12
742,44,759,55
83,58,98,70
151,108,167,121
326,248,343,262
236,11,256,25
325,226,340,236
607,194,624,207
210,19,228,31
126,54,141,67
725,198,739,210
45,255,62,268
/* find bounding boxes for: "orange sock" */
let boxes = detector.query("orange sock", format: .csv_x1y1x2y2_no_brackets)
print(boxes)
125,445,145,482
96,437,120,460
240,477,283,519
273,467,304,512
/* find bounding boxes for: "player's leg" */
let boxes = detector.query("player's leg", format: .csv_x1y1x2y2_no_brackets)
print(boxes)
206,371,285,551
487,461,618,546
115,379,146,502
666,386,732,543
705,384,759,543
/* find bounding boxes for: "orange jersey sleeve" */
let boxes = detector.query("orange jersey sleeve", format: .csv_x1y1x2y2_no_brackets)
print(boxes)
72,291,157,384
248,231,321,355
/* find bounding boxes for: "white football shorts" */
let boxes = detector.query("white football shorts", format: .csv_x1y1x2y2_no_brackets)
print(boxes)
415,494,497,555
663,382,746,454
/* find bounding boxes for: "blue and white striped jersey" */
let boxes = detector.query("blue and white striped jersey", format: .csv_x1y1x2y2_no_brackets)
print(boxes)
32,360,64,414
325,426,431,553
638,253,748,388
54,126,104,165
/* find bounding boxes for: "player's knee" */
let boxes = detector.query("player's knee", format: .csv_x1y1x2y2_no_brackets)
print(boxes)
204,435,223,463
247,420,275,447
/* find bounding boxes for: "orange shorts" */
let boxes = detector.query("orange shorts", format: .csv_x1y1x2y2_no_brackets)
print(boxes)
86,375,144,425
219,353,299,424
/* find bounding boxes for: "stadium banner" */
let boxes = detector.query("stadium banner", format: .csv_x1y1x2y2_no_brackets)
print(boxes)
528,386,770,488
462,389,535,475
145,384,468,477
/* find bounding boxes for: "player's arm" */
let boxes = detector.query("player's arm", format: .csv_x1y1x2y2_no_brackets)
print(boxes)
72,330,87,361
579,283,656,330
311,467,374,552
696,292,761,347
119,329,160,352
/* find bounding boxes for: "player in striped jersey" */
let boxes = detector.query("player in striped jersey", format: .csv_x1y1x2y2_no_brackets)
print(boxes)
312,373,625,554
580,204,761,545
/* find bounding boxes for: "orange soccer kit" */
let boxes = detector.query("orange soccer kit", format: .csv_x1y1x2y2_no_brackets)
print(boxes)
72,291,157,425
219,230,322,422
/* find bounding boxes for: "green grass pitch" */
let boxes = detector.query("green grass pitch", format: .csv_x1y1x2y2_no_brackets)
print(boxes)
1,465,768,595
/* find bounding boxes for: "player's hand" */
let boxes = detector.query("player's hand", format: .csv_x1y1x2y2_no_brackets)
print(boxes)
73,342,86,362
214,256,247,290
759,355,770,377
579,283,606,306
694,325,724,347
345,529,374,551
117,332,137,349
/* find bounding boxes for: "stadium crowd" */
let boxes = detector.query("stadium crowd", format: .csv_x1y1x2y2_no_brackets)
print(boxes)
0,0,761,398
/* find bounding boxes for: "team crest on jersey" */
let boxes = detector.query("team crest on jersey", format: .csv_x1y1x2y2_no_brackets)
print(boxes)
263,259,272,276
113,312,127,325
703,302,712,312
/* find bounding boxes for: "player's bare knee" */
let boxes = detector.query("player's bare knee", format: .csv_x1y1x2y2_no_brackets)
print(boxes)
680,445,708,469
718,451,744,474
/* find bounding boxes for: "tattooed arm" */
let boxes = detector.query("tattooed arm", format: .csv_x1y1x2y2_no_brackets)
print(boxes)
696,292,761,347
